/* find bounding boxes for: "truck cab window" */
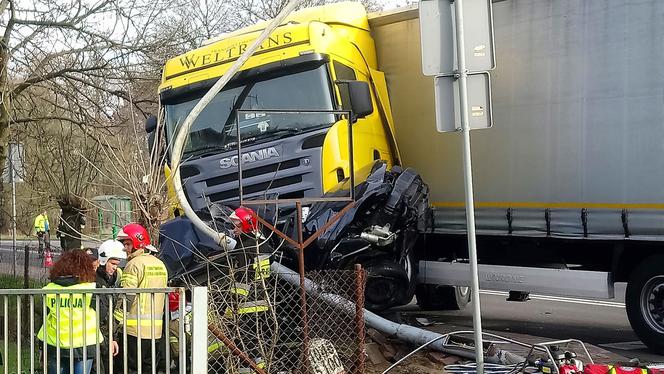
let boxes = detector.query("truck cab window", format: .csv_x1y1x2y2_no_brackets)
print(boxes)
163,64,336,158
333,61,357,111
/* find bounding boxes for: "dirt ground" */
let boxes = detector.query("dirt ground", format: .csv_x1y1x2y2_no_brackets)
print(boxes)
365,351,449,374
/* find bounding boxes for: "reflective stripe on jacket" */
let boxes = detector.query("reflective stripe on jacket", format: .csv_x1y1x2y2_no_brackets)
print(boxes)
116,250,168,339
37,282,103,348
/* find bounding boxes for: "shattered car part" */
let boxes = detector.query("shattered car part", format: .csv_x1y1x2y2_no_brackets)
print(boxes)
360,225,395,246
278,161,430,310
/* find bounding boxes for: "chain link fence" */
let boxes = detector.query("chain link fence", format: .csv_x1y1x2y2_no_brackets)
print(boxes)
199,263,366,374
304,269,366,374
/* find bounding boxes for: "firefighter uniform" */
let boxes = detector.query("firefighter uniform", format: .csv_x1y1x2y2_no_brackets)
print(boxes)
166,255,271,372
114,248,168,373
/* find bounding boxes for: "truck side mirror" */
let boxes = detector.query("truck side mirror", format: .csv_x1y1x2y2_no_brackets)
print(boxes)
145,115,158,133
336,80,374,122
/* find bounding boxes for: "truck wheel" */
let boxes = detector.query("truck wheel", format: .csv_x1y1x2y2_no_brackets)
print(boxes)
399,251,417,305
364,260,410,311
626,256,664,353
416,284,470,311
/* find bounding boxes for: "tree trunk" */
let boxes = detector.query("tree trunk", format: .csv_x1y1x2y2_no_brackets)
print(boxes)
57,195,85,250
0,8,12,233
0,88,10,232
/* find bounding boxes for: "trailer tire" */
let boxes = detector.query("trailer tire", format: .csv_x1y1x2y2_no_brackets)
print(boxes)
626,256,664,354
416,284,470,311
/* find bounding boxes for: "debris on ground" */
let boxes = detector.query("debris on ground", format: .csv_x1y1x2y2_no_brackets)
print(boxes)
365,351,454,374
364,328,463,374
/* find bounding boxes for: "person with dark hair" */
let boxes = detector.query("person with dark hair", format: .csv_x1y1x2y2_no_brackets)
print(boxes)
83,248,100,272
91,241,126,374
37,250,117,374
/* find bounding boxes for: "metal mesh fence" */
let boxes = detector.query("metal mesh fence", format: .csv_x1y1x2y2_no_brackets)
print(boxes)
202,265,366,374
304,269,366,374
0,243,51,283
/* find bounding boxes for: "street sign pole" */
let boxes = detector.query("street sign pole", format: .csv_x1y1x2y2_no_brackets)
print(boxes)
419,0,493,370
10,145,16,277
453,0,484,372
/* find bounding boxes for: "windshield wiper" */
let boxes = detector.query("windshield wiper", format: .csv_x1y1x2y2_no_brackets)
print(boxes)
185,144,229,159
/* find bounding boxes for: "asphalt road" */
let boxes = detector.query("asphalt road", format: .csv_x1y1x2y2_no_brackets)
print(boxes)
400,284,664,364
0,239,98,275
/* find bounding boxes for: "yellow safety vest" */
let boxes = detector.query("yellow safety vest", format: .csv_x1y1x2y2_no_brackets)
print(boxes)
37,282,103,348
34,214,48,232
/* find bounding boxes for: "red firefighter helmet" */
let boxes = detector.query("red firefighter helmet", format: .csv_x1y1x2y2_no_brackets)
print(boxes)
116,223,156,252
229,207,258,233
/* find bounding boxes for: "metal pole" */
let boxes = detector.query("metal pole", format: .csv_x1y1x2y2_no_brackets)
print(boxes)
112,200,118,239
190,287,208,374
10,144,16,277
98,207,103,239
354,264,365,374
296,202,309,356
454,0,484,372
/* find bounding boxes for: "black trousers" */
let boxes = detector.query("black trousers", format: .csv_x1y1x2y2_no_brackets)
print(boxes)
116,335,164,374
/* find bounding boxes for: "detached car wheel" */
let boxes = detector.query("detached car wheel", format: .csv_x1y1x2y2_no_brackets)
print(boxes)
626,256,664,353
416,284,470,311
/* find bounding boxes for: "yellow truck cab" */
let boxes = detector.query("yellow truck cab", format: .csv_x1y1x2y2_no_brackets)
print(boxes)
158,2,399,212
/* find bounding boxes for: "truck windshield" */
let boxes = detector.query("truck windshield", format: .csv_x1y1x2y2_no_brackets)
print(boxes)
164,64,335,158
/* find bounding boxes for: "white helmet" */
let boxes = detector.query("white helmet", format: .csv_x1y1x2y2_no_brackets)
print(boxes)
98,240,127,265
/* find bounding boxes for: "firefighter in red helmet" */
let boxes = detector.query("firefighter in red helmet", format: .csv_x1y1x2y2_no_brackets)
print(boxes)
228,206,270,371
229,206,259,235
114,223,168,373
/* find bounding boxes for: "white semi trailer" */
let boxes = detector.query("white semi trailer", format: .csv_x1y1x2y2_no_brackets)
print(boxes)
369,0,664,352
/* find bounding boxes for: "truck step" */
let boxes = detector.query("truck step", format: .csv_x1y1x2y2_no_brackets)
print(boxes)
418,261,614,299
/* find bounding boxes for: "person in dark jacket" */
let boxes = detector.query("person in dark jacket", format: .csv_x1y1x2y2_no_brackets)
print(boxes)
92,241,126,374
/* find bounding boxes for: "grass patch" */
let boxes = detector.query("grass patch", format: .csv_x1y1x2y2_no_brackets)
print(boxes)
1,278,46,346
0,275,45,290
0,275,46,373
0,340,39,374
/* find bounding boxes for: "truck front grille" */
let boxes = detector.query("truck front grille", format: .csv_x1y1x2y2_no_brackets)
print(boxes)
201,153,318,204
207,174,304,202
205,158,301,187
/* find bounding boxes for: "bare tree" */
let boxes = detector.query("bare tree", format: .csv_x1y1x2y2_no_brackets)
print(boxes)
227,0,382,26
0,0,190,229
14,110,106,248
